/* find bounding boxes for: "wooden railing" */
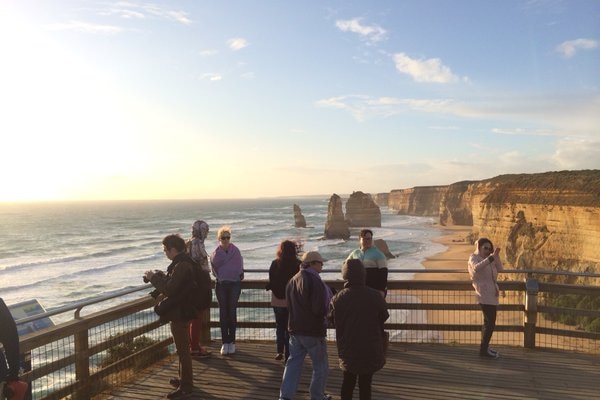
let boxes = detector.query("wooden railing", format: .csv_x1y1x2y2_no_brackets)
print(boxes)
14,273,600,399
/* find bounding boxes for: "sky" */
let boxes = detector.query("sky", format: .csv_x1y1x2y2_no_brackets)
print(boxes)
1,0,599,201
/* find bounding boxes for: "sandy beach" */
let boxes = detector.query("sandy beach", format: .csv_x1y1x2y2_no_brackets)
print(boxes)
416,224,473,280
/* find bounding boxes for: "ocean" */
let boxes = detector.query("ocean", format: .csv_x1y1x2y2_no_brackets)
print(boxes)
0,197,445,315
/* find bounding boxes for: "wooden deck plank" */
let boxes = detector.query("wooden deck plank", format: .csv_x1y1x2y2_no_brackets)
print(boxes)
101,342,599,400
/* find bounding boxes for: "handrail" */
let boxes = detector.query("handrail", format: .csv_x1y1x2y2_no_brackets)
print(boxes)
15,284,152,325
14,269,599,326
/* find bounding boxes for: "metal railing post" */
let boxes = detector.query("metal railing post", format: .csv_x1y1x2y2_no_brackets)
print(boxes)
524,278,539,349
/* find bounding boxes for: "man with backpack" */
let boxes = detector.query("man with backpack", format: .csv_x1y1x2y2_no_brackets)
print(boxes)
187,220,213,359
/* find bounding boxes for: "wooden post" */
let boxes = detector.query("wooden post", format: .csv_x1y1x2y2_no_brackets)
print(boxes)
200,307,211,344
73,327,90,399
524,278,539,349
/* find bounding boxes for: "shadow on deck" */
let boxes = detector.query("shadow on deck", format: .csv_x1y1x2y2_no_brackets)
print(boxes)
103,342,599,400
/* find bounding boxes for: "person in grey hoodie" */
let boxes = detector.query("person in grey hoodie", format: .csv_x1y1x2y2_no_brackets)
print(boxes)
329,259,389,400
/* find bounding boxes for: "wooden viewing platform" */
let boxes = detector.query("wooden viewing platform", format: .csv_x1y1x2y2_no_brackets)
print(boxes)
103,341,599,400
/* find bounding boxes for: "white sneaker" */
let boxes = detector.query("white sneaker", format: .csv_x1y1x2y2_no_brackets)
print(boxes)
220,344,228,355
229,343,236,354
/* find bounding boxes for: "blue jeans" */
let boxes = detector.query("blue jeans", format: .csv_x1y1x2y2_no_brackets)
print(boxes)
215,280,241,344
273,307,290,357
279,335,329,400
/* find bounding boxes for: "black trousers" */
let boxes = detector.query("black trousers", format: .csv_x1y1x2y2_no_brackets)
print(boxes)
479,303,497,353
341,370,374,400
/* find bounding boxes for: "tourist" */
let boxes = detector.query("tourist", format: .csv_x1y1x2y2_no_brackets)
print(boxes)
186,220,212,359
266,240,301,362
144,234,197,399
0,298,20,385
329,259,389,400
346,229,388,297
211,226,244,355
467,237,504,359
279,251,333,400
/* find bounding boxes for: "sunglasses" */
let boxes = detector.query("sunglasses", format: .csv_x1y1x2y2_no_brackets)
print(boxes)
220,236,231,240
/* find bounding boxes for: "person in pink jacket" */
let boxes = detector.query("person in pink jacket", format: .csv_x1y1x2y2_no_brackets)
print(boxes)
467,237,503,359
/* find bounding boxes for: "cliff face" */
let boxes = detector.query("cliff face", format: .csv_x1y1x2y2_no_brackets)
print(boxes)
388,170,600,278
388,186,448,216
372,193,389,207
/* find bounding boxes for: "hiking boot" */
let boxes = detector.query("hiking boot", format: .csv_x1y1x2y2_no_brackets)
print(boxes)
169,378,180,388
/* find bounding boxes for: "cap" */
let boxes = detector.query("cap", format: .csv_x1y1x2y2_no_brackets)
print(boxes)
301,251,324,264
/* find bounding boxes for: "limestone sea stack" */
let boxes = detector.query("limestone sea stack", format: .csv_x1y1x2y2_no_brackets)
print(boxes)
345,191,382,227
374,239,395,259
324,194,350,239
293,204,306,228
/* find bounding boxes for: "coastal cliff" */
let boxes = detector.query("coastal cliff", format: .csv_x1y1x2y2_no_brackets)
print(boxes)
388,186,447,216
387,170,600,278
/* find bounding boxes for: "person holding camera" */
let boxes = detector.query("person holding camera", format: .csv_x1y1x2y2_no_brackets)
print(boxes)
144,234,197,399
468,237,504,359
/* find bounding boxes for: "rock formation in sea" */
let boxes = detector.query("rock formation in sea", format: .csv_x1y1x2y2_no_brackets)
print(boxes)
374,239,396,259
293,204,306,228
324,194,350,240
345,191,382,227
372,193,389,207
384,170,600,281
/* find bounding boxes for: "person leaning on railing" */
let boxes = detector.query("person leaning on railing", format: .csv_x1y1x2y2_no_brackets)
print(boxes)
467,237,504,359
346,229,388,298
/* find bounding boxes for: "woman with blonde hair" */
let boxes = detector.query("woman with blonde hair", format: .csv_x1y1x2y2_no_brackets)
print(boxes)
211,226,244,355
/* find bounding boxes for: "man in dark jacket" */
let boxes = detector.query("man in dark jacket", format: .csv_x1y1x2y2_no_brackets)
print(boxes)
144,234,196,399
279,251,333,400
329,259,389,400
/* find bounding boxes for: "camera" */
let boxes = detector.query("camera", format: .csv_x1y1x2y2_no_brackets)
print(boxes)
143,269,163,283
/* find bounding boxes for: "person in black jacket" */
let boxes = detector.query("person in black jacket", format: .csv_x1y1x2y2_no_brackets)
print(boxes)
144,234,197,399
329,259,389,400
0,298,20,385
266,240,300,362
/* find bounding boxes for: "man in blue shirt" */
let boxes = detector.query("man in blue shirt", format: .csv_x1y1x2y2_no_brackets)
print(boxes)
346,229,388,297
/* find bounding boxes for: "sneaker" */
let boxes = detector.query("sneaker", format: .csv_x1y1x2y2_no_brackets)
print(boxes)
166,387,192,399
274,353,284,360
229,343,236,354
324,394,333,400
479,348,500,359
169,378,180,388
220,344,229,355
191,350,212,359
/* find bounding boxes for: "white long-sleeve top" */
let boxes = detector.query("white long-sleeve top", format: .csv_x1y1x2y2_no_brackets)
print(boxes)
467,252,504,305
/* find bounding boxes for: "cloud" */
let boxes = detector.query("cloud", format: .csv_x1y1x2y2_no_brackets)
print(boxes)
101,3,192,25
552,138,600,169
315,93,600,139
335,18,387,43
200,73,222,81
228,37,249,51
393,52,461,83
555,38,598,58
45,21,122,34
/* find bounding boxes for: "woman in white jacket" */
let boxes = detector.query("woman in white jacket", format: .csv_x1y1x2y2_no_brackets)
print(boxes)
467,238,503,359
